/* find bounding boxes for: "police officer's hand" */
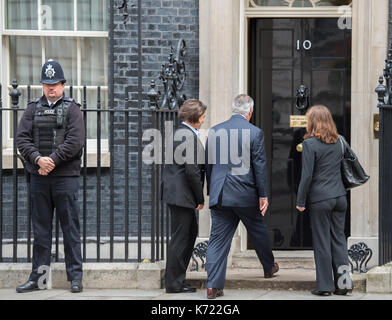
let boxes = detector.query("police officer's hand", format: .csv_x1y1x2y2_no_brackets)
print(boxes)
38,168,49,176
38,157,55,174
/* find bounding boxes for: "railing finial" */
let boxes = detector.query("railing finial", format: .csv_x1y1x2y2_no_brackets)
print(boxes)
9,79,21,108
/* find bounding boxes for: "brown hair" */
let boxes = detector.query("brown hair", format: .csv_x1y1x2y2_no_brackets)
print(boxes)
178,99,207,123
304,105,339,144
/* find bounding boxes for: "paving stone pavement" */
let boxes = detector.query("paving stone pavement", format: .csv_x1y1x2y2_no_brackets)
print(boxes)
0,288,391,300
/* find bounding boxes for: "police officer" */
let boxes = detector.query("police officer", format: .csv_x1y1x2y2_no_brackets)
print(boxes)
15,60,85,293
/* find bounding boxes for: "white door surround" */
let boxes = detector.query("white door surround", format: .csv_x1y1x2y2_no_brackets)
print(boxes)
199,0,388,268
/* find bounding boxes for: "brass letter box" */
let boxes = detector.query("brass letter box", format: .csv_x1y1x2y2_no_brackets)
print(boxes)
290,115,307,128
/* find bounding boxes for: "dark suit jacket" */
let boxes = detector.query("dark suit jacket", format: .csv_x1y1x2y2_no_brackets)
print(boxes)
206,114,268,208
296,136,347,207
161,124,205,209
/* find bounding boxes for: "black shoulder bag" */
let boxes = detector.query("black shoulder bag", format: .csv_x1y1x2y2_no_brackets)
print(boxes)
339,136,370,190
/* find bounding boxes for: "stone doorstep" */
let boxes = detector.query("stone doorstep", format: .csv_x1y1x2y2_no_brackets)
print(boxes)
0,262,371,293
366,263,392,293
232,252,316,270
186,269,367,293
0,262,165,290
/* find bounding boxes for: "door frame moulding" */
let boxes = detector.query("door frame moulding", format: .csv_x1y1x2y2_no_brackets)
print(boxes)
245,8,352,18
246,0,353,17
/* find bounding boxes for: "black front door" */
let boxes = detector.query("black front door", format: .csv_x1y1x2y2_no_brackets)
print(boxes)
249,18,351,250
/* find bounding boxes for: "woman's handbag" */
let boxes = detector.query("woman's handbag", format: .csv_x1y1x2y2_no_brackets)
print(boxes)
339,136,370,190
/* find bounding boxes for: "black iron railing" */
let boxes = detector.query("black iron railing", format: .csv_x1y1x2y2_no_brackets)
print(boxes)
0,81,179,264
375,44,392,266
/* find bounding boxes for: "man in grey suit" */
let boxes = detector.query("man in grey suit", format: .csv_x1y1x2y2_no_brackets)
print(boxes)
205,94,279,299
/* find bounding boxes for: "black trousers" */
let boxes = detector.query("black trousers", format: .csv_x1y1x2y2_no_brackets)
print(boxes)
310,196,352,292
165,204,198,291
29,174,83,282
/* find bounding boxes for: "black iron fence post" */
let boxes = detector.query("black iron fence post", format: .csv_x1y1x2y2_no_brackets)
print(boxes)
96,87,102,263
124,97,129,262
82,87,88,262
376,44,392,266
0,84,3,262
26,86,32,262
9,80,21,262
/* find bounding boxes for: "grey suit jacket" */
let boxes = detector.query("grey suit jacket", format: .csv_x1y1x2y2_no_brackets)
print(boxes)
296,136,346,207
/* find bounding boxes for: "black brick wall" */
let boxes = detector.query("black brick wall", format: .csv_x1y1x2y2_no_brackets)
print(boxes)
110,0,199,237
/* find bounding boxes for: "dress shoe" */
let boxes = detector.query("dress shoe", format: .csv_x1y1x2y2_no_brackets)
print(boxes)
70,280,83,293
207,288,224,299
264,263,279,278
311,289,332,296
334,288,353,296
16,280,40,293
166,286,196,293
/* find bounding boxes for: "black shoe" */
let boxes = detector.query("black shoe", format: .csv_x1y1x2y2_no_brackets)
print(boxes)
16,280,40,293
166,286,197,293
207,288,224,299
70,280,83,293
311,289,332,296
264,263,279,278
334,288,353,295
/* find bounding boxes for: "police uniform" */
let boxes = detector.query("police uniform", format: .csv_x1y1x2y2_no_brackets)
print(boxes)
15,61,85,293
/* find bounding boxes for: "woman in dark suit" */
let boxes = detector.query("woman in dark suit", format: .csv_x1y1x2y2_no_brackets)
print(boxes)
296,105,353,296
162,99,207,293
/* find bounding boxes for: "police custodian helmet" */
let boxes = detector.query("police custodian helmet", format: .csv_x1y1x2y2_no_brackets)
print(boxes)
40,60,66,84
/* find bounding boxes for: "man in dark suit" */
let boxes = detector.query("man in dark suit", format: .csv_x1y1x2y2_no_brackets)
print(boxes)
205,94,279,299
161,99,207,293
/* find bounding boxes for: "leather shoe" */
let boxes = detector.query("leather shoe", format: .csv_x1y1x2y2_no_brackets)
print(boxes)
207,288,224,299
311,289,332,296
334,288,353,296
71,280,83,293
264,263,279,278
16,280,40,293
166,286,196,293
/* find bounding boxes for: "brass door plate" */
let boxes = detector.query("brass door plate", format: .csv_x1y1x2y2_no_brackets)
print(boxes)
290,115,307,128
374,114,379,139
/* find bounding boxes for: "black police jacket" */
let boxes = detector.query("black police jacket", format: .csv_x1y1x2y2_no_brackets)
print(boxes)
161,123,205,209
16,95,85,177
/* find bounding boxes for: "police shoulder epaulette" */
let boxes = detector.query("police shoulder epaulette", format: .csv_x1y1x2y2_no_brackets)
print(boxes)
63,97,81,107
28,98,41,105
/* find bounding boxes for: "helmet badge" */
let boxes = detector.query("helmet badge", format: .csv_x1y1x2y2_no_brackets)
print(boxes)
45,64,56,79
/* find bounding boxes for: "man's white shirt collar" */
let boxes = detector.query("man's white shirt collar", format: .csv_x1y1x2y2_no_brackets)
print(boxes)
233,113,247,119
181,121,200,138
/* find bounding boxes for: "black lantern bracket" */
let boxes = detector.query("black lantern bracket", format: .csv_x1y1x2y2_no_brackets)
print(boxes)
376,43,392,107
147,39,187,110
